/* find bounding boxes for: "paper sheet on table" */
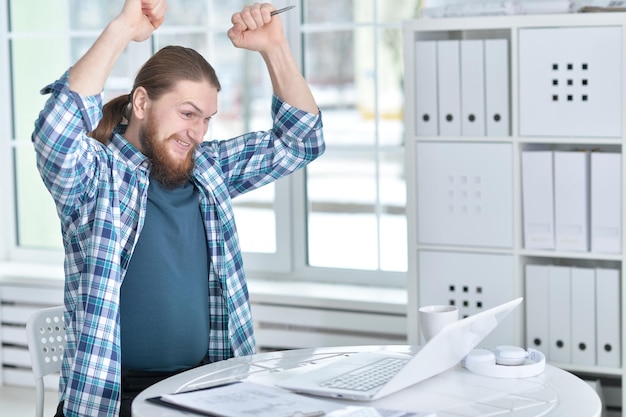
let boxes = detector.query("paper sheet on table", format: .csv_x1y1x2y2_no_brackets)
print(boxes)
157,381,435,417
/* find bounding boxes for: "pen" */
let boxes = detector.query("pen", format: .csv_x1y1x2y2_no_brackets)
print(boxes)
271,5,296,15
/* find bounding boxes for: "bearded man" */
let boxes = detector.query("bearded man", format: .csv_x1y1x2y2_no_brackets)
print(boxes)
31,1,324,416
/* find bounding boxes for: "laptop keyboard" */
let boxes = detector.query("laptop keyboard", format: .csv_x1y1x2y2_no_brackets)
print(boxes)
318,357,409,391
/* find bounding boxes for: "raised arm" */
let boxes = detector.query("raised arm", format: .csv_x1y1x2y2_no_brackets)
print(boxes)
227,3,319,115
69,0,166,95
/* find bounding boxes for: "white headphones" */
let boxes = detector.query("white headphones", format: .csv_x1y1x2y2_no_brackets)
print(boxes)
463,345,546,378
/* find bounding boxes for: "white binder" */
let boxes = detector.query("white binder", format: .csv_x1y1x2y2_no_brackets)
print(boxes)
460,40,485,136
437,40,461,136
524,264,549,352
548,265,571,364
554,151,589,252
521,151,555,249
591,152,622,254
596,268,621,367
570,267,596,366
484,39,509,136
415,41,439,136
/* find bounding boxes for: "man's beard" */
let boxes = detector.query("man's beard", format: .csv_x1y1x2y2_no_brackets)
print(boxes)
139,116,196,189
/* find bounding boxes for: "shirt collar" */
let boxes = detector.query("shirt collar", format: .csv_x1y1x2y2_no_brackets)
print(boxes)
110,126,149,170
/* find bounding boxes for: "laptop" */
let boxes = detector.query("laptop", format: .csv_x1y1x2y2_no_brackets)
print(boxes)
276,297,523,401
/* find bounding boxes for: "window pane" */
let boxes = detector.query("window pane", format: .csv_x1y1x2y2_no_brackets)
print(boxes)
303,0,373,24
12,37,67,141
305,29,375,146
10,0,66,31
376,0,420,23
69,0,122,30
377,27,404,146
307,150,407,272
11,36,66,250
307,152,379,270
162,0,208,26
14,147,62,249
353,26,380,129
211,0,248,26
233,185,276,253
10,4,70,250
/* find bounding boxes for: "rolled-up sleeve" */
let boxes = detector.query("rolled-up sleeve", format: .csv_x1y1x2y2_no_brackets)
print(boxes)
31,69,104,216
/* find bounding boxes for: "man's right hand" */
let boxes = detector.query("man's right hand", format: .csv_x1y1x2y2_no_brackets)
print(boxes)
119,0,167,43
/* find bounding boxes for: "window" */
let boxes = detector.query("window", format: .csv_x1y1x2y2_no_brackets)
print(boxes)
1,0,413,286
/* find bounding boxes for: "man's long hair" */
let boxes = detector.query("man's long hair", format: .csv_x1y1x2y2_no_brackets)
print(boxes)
89,45,221,144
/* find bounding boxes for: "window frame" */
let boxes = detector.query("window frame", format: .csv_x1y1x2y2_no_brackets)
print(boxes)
0,2,14,262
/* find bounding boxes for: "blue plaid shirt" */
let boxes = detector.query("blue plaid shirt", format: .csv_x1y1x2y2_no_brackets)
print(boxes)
32,70,324,417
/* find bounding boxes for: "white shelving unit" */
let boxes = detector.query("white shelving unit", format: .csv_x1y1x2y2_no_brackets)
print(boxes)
403,12,626,413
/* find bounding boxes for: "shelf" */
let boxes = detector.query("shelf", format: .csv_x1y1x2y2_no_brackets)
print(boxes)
519,250,623,262
404,11,626,409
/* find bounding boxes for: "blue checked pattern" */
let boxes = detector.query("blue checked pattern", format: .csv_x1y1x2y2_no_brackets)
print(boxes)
31,70,325,417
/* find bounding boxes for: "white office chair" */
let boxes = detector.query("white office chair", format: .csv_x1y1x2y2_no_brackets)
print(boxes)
26,306,66,417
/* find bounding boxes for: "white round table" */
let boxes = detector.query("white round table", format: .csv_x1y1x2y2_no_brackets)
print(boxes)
133,345,602,417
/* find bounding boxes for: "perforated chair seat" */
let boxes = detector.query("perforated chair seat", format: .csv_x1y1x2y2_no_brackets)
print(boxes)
26,306,66,417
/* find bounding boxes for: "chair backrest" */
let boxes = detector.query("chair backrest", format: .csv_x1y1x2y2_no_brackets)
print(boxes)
26,306,66,417
26,305,66,379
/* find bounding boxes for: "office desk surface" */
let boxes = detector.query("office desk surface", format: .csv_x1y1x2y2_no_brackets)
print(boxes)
133,345,602,417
